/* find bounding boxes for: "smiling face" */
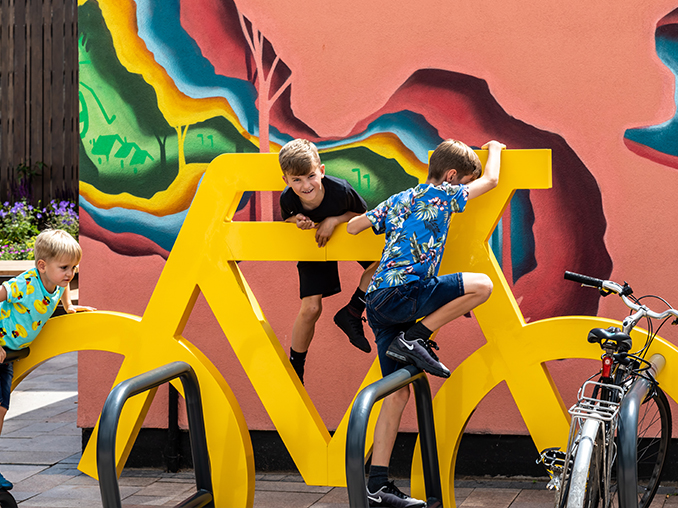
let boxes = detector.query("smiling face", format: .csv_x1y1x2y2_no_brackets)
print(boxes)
37,256,79,294
282,162,326,208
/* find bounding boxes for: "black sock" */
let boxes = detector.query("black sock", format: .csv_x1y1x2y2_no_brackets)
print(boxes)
405,321,433,342
289,348,307,384
367,465,389,492
347,288,366,315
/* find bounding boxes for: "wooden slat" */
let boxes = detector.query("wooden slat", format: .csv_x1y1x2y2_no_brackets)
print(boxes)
12,0,25,168
29,0,44,203
63,0,77,200
42,0,53,185
0,0,11,201
51,0,65,201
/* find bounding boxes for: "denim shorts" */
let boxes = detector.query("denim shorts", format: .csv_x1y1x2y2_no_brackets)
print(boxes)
0,362,13,410
365,273,465,377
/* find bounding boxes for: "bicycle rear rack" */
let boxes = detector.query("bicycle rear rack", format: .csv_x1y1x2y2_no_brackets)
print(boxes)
568,380,624,422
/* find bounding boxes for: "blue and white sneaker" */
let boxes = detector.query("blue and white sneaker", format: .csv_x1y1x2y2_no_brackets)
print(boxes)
0,471,13,490
386,332,450,378
366,481,426,507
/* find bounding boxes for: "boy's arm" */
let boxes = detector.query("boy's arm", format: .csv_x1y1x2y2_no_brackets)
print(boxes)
347,214,373,235
466,140,506,200
61,285,96,313
314,211,361,248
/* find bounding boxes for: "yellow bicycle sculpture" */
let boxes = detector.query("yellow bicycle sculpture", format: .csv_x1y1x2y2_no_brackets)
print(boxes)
11,150,678,507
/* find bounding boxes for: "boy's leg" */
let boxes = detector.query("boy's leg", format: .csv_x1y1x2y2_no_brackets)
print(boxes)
290,295,323,384
419,272,492,331
334,262,378,353
386,273,492,378
367,388,425,507
0,363,13,490
364,311,425,507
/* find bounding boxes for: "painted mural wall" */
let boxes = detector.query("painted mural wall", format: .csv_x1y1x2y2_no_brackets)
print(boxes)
77,0,678,437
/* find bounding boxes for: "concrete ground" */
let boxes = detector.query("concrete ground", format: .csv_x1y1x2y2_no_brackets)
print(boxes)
0,352,677,507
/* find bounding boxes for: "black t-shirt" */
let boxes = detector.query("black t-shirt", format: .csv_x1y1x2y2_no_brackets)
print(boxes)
280,175,367,223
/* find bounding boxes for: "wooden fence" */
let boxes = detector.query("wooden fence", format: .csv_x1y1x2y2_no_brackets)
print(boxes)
0,0,79,206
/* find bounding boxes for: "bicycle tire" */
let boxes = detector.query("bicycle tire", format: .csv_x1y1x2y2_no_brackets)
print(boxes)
561,418,603,508
0,490,17,508
610,386,671,508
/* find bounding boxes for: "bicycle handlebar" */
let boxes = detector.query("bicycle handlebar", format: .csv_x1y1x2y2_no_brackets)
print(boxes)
564,271,678,327
564,271,604,289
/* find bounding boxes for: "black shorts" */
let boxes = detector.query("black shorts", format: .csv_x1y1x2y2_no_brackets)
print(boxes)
297,260,374,299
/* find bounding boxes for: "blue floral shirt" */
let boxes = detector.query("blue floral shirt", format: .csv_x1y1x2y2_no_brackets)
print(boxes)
365,182,468,294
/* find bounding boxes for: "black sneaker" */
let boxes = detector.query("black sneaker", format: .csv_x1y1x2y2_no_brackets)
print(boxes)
386,332,450,378
333,306,371,353
366,481,426,507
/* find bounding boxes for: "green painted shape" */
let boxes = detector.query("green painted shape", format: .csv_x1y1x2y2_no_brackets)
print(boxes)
322,146,419,209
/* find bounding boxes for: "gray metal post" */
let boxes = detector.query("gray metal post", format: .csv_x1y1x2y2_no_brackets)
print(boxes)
617,354,665,508
346,365,443,508
97,361,214,508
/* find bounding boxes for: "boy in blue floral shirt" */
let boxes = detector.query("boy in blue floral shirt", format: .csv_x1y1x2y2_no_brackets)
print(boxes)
347,139,505,507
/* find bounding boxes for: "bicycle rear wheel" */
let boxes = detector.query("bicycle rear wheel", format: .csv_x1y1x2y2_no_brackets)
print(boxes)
559,418,604,508
610,386,671,508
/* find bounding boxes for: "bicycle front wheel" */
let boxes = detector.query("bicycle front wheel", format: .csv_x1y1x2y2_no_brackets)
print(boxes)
611,386,671,508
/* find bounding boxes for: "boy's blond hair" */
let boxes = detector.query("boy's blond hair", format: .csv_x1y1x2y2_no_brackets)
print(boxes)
279,139,322,176
428,139,482,182
34,229,82,264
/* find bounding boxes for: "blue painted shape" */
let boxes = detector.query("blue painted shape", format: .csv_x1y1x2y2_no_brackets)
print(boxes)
624,26,678,157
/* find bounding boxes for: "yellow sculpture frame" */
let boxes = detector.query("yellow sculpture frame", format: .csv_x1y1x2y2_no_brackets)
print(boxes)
11,150,678,507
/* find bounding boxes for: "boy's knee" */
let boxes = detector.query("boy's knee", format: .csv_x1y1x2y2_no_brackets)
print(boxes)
465,273,493,300
478,274,493,299
387,386,410,409
299,300,323,323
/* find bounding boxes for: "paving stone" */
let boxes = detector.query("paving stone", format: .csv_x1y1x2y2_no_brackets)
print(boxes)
312,486,349,504
0,464,48,483
255,480,333,494
458,487,520,507
509,489,556,507
253,489,326,507
130,480,195,498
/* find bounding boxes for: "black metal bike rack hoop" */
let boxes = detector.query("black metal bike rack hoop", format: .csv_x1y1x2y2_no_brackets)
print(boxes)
345,364,443,507
97,361,214,508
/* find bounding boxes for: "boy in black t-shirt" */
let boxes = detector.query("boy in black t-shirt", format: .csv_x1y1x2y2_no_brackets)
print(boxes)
279,139,377,384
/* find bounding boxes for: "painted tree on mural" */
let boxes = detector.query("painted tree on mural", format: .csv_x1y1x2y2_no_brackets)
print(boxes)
237,10,292,154
235,6,293,220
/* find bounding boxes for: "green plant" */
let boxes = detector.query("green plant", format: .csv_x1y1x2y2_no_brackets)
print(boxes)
42,200,79,239
0,199,78,261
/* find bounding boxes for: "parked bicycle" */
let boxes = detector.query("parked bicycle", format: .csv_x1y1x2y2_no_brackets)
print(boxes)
538,271,674,508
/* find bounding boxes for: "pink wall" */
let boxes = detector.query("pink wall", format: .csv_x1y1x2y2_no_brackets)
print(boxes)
79,0,678,436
